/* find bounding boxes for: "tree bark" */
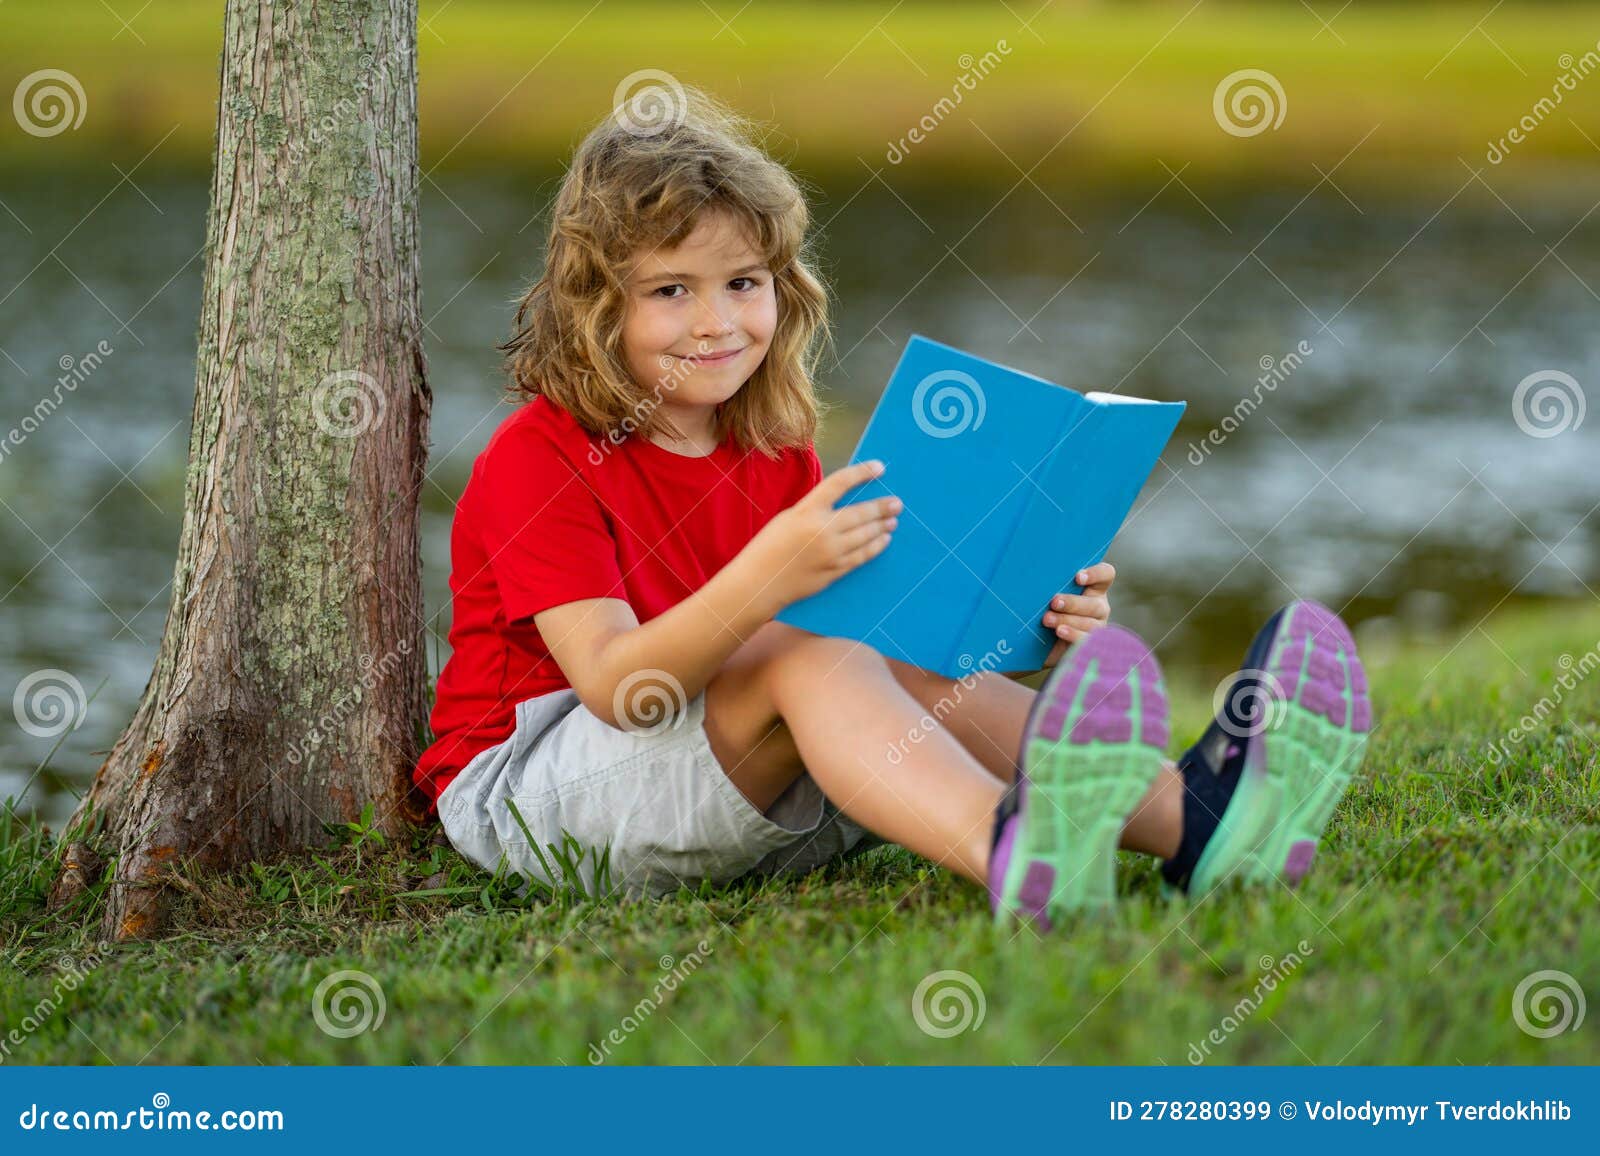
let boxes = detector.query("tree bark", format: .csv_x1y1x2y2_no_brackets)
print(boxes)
50,0,432,939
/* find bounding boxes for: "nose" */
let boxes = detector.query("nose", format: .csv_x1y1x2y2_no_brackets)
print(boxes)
689,293,737,340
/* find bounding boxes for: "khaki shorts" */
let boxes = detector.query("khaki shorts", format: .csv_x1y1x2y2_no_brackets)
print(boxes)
437,688,885,899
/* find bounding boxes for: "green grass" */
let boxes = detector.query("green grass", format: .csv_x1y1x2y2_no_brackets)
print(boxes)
6,0,1595,1067
3,598,1597,1064
5,1,1598,189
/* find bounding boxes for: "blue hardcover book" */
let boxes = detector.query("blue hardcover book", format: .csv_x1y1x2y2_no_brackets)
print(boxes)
776,334,1186,677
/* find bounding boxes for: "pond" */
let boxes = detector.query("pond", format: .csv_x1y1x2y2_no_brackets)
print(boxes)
1,166,1595,823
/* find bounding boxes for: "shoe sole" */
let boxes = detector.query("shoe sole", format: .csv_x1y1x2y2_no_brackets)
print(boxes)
995,626,1170,927
1189,600,1372,896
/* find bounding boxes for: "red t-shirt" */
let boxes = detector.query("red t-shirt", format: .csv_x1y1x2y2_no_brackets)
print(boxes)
414,395,821,807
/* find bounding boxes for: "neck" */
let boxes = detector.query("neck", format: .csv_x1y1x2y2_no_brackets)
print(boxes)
651,401,720,455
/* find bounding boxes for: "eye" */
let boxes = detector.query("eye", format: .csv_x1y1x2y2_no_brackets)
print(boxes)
729,276,763,292
651,283,687,299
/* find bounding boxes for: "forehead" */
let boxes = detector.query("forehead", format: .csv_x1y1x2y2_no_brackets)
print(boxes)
627,211,765,281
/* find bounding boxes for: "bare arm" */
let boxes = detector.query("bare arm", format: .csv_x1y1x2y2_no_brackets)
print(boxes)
534,459,901,729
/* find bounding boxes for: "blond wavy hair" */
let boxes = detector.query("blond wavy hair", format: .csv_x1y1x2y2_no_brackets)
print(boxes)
500,85,831,455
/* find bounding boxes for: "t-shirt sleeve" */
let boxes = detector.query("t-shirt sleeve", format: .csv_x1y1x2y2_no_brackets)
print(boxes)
784,444,822,509
474,428,626,624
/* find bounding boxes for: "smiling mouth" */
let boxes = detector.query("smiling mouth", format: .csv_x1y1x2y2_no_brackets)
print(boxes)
679,346,746,364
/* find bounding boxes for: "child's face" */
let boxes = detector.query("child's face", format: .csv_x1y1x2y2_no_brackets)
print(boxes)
620,209,778,415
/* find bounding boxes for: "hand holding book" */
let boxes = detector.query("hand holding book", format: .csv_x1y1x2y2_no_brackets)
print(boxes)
733,458,902,620
1039,561,1116,670
777,334,1184,678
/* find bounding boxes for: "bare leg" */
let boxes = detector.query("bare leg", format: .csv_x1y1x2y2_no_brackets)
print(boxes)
703,624,1004,885
703,624,1182,881
881,658,1183,860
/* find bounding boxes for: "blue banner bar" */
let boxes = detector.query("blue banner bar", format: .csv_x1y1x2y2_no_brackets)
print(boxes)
2,1066,1595,1152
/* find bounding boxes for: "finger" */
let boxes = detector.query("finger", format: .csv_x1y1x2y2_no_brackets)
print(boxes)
834,493,902,530
1075,561,1116,594
1048,592,1110,619
838,517,897,554
838,531,892,571
1044,637,1069,668
1043,614,1104,637
810,459,885,507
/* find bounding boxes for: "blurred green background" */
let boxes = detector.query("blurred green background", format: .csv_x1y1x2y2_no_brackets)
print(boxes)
6,0,1600,183
3,1,1598,820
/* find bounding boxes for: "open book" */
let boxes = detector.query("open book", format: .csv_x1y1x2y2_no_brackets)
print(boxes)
776,334,1185,677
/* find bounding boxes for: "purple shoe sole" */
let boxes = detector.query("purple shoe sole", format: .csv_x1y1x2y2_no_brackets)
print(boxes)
990,626,1170,929
1190,600,1371,895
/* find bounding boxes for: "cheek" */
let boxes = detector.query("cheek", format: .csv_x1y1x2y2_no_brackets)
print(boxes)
746,288,778,344
621,304,683,381
622,301,677,352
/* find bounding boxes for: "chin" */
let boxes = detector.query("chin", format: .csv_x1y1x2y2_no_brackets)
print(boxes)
692,383,746,408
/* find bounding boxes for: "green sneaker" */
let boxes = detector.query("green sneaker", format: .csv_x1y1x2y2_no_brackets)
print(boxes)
990,625,1170,929
1160,600,1372,899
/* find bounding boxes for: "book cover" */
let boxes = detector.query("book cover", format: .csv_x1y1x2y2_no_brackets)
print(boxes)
775,334,1185,677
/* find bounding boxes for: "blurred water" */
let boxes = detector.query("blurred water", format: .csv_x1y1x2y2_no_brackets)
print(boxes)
2,166,1596,822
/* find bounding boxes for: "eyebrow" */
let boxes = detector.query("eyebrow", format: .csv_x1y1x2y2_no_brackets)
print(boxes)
631,262,770,287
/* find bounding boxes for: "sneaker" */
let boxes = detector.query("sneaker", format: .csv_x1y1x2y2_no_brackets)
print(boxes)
989,625,1170,929
1159,600,1372,899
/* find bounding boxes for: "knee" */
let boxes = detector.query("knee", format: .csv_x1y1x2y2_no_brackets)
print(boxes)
710,622,832,709
723,622,893,696
730,620,848,669
760,627,889,697
885,656,958,694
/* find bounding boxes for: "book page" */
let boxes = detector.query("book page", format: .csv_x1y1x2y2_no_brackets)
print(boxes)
1085,391,1160,404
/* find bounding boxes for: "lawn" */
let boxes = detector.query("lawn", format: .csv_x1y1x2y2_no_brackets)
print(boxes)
2,598,1596,1064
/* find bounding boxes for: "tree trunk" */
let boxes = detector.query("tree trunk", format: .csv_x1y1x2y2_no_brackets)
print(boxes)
50,0,432,939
